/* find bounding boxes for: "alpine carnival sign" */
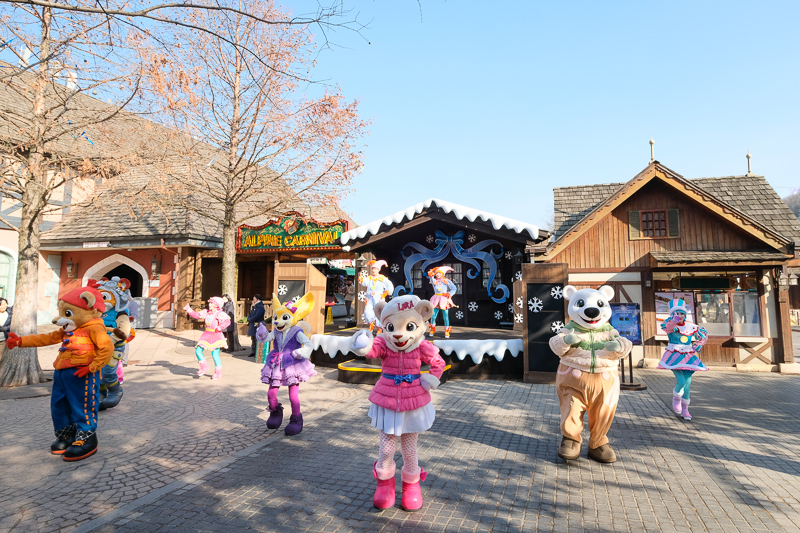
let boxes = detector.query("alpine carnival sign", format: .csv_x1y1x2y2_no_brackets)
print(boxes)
237,214,348,253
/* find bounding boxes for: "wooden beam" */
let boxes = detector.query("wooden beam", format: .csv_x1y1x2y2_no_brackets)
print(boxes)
739,339,773,365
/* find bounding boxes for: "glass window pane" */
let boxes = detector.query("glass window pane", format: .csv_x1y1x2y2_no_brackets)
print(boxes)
732,292,761,336
695,292,731,336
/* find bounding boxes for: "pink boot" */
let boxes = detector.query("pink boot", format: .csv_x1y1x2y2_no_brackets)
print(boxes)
681,399,692,420
373,462,396,510
116,361,125,384
400,467,427,512
672,392,682,414
197,360,209,377
212,368,222,380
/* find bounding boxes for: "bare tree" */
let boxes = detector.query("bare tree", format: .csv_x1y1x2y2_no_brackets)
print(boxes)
145,1,368,300
783,191,800,220
0,0,364,387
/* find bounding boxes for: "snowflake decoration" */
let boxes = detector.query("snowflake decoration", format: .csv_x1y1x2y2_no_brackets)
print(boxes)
277,285,288,296
468,234,476,242
505,251,513,260
426,235,434,243
358,291,367,302
508,303,514,313
390,263,400,273
551,321,565,332
468,301,478,312
360,269,368,278
514,271,522,281
551,286,563,299
528,297,543,313
494,311,504,320
291,295,301,303
514,313,523,324
516,296,524,308
455,310,464,320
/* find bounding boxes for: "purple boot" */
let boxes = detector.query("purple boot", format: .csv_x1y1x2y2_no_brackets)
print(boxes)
266,403,283,429
285,414,303,436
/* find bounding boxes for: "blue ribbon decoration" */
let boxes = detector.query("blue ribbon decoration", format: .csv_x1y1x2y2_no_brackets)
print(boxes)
393,230,509,303
382,373,420,385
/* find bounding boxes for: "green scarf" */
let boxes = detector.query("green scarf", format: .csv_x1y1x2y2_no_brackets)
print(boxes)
564,320,614,373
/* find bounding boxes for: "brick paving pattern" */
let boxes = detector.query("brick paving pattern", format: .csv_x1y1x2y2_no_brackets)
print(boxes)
2,329,800,532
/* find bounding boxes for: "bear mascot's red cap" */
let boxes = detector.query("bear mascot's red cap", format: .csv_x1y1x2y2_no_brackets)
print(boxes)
61,279,105,312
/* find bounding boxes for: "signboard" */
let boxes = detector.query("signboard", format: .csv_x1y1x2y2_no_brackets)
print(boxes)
610,303,641,345
237,214,347,253
307,257,328,265
83,241,110,248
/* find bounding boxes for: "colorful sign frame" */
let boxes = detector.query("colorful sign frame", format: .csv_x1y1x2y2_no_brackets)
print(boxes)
237,213,348,253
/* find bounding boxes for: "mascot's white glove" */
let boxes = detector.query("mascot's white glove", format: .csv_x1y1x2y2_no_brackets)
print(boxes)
419,373,440,391
604,338,623,353
563,330,581,346
350,329,374,357
183,304,193,313
292,345,312,360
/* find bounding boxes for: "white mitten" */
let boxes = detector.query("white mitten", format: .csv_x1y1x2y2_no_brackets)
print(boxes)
350,329,374,356
419,373,440,391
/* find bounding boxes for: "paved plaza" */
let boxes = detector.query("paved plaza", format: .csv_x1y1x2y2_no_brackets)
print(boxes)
2,329,800,532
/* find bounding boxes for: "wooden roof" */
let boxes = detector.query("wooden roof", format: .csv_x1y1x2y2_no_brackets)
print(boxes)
547,162,800,259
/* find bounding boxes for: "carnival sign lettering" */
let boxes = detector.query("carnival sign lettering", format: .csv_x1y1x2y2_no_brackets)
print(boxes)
237,215,347,252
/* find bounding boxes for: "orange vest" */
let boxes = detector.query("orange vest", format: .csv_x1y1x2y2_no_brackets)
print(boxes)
20,318,114,373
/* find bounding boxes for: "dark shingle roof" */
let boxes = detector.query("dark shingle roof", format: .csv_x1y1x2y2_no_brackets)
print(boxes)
650,251,789,263
553,174,800,243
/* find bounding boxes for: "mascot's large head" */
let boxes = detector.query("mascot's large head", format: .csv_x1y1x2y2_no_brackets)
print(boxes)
375,295,434,353
97,276,133,314
53,280,105,332
272,292,315,333
563,285,614,330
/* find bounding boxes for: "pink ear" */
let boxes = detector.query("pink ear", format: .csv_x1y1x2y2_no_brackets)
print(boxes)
119,278,131,291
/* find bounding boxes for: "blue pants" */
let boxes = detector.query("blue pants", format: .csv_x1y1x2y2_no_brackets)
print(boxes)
51,367,99,436
196,346,221,367
100,342,125,391
431,308,450,327
672,370,694,400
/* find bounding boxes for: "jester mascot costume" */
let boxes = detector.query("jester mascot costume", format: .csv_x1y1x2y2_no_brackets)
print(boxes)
184,297,230,380
658,298,708,420
360,259,394,333
6,281,114,461
427,266,457,338
97,276,134,410
261,292,317,435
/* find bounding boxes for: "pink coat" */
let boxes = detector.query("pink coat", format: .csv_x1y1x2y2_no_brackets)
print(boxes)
366,336,446,412
186,308,230,349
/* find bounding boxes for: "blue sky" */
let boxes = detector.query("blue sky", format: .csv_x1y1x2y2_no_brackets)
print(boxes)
295,1,800,230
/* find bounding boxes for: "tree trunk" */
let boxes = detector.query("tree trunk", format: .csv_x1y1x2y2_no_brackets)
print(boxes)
221,208,238,299
0,7,51,387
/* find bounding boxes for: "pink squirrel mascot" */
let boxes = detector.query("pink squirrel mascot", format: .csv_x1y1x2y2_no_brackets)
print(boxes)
350,294,446,512
183,297,230,380
260,292,317,436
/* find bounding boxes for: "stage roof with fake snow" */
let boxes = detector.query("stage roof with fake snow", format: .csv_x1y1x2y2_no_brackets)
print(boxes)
340,198,542,246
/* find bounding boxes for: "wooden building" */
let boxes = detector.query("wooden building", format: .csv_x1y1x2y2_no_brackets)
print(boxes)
535,161,800,368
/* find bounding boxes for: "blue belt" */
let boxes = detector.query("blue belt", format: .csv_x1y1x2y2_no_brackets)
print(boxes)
382,373,421,385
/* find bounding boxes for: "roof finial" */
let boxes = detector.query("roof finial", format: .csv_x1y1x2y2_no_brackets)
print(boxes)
746,150,752,176
649,138,655,163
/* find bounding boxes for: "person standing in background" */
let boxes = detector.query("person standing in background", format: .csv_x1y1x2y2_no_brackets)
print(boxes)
247,294,266,358
222,294,242,353
344,279,355,319
0,297,11,363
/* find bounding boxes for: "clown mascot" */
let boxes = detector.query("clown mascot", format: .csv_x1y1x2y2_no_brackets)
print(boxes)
97,276,134,410
427,266,458,338
350,294,446,512
183,297,230,380
359,259,394,333
6,280,114,461
261,292,317,436
657,298,708,420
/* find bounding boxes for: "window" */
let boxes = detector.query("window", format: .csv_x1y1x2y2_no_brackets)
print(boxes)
411,265,423,289
641,210,667,238
629,209,680,239
695,292,731,336
731,292,761,337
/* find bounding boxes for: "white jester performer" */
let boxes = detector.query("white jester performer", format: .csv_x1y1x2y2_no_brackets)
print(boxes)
359,259,394,333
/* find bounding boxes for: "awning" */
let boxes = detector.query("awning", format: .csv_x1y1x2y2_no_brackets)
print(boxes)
650,250,788,267
329,266,355,276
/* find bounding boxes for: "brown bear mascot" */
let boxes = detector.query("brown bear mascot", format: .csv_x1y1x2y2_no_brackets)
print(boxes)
6,280,114,461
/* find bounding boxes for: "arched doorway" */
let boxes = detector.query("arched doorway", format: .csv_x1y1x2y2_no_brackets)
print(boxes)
102,264,144,297
82,254,149,298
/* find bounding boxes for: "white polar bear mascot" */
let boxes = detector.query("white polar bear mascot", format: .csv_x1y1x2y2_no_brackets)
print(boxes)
549,285,632,463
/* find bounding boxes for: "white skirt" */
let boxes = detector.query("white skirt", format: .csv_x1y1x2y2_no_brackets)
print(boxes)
368,403,436,436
